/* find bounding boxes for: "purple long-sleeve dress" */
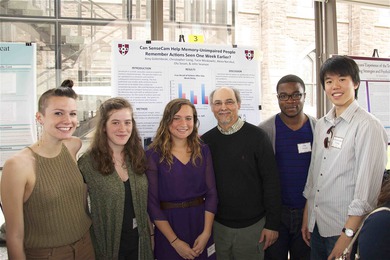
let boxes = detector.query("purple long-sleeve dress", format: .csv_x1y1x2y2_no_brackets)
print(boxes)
146,144,218,260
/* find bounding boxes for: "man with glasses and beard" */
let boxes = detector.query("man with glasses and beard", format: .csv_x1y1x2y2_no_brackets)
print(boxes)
202,86,281,260
301,56,388,260
259,74,316,260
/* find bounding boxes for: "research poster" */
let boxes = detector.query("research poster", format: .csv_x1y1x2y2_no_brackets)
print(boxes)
352,56,390,143
0,42,37,168
112,40,261,146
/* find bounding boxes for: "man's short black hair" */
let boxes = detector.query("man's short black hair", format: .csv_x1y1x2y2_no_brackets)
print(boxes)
319,55,360,99
276,74,305,92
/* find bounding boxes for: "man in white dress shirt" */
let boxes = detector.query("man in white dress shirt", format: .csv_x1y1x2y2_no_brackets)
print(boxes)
301,55,388,260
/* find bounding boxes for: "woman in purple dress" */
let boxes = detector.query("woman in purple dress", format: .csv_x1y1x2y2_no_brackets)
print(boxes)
146,98,218,260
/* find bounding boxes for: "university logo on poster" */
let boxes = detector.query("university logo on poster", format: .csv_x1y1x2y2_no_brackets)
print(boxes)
245,50,254,60
118,44,129,56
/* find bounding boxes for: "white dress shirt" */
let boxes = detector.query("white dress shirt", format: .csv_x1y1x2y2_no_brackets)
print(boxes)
303,100,388,237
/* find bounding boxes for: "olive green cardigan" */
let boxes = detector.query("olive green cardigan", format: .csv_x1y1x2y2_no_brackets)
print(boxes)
78,152,153,260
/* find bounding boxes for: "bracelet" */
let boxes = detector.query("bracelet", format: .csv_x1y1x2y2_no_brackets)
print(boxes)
150,234,154,236
170,237,178,244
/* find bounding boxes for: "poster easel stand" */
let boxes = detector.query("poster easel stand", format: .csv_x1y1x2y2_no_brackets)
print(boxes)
372,49,379,58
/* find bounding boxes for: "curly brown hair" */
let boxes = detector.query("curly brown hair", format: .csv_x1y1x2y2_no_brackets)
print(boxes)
149,98,202,166
89,97,146,175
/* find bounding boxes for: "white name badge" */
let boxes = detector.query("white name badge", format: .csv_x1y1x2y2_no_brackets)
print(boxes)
133,218,138,229
331,136,343,149
298,142,312,153
207,243,216,257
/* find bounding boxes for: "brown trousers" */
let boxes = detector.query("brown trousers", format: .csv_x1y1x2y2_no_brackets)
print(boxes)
25,231,95,260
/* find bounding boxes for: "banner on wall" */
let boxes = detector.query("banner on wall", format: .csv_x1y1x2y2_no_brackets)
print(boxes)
0,42,37,168
351,56,390,143
112,40,261,147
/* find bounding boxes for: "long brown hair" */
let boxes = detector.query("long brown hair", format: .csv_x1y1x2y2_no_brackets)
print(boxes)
149,98,202,166
89,97,146,175
378,179,390,207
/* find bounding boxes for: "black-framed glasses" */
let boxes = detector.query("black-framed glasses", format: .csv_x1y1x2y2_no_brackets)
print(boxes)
324,125,335,149
277,92,304,101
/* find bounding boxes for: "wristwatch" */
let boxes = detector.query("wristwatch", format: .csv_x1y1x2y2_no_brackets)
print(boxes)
342,228,355,237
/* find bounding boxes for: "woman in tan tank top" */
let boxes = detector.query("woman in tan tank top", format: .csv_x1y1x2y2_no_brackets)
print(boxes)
1,80,95,260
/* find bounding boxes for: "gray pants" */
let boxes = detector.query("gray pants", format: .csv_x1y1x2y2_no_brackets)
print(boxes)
213,218,266,260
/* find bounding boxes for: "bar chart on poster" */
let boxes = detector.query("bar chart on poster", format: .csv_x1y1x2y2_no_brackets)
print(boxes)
169,67,212,105
171,82,210,105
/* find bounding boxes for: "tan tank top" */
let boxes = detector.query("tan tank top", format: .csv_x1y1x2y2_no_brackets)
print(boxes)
24,144,91,248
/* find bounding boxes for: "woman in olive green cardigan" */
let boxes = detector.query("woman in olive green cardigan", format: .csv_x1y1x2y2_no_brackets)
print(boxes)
78,97,153,260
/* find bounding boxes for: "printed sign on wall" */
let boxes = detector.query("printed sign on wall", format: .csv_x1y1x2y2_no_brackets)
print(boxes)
112,40,261,146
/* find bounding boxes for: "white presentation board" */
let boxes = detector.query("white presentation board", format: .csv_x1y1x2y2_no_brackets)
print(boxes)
112,40,261,147
0,42,37,168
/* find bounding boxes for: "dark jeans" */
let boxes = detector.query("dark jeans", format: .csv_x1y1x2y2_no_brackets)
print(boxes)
265,206,310,260
310,224,339,260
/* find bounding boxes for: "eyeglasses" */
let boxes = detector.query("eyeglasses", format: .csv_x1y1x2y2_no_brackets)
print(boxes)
212,100,236,107
324,125,335,149
277,93,304,101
